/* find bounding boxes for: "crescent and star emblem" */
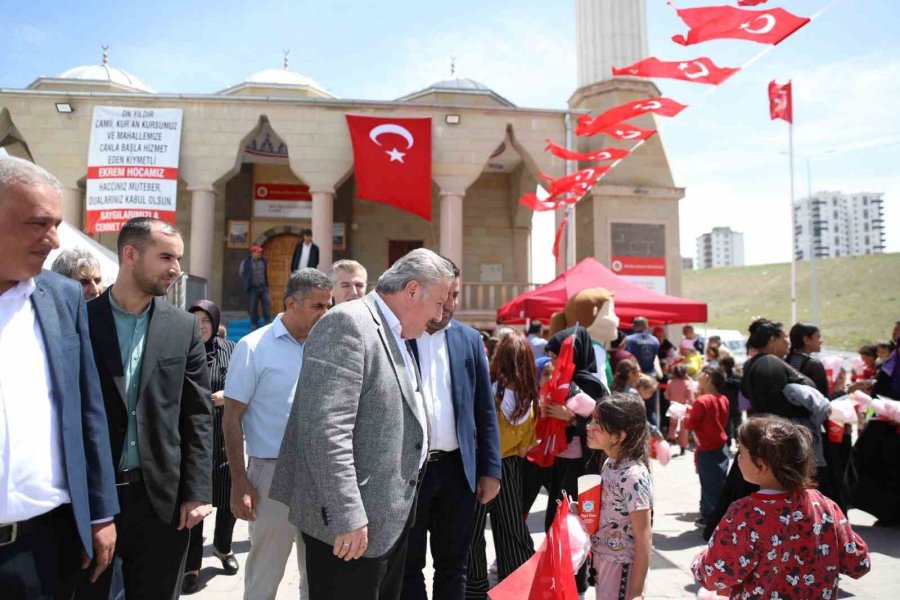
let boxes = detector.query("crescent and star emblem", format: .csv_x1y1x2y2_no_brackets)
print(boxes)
740,14,776,35
634,100,663,111
615,129,642,140
678,61,710,79
595,152,611,160
369,123,415,163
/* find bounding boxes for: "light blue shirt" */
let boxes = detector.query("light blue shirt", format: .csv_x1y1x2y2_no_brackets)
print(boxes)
108,290,150,471
224,314,304,458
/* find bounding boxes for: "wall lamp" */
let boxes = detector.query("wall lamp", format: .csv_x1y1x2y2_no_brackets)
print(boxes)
55,102,74,114
445,114,461,125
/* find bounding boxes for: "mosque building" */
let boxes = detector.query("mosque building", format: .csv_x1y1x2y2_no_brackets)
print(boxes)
0,0,683,326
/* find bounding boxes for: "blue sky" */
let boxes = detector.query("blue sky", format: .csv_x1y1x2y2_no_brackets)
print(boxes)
2,0,897,281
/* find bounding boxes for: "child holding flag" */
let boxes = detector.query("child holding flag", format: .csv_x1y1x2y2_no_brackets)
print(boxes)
585,394,653,600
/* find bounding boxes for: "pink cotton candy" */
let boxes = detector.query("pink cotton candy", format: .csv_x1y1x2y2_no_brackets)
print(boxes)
666,402,687,420
850,390,872,409
566,392,596,417
654,439,672,466
828,399,858,424
821,355,844,380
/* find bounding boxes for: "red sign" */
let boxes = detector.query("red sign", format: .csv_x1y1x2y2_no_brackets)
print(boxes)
253,183,311,201
610,256,666,277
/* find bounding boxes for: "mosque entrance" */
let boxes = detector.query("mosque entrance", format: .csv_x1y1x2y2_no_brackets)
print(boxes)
262,233,301,317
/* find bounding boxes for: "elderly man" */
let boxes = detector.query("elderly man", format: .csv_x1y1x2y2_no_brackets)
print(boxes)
0,157,119,598
77,217,212,600
271,248,454,600
51,247,104,300
328,259,367,304
224,269,333,600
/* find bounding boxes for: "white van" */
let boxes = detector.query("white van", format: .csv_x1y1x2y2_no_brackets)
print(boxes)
699,328,749,366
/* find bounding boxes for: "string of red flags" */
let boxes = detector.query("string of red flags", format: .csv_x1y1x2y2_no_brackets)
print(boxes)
768,80,793,123
517,1,822,259
611,57,740,86
544,140,629,162
670,3,811,46
574,97,688,136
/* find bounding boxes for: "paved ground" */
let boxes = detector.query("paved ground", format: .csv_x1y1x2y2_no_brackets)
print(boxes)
187,449,898,599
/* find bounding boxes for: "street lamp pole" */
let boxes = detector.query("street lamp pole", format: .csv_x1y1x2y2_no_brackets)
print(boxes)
807,158,819,325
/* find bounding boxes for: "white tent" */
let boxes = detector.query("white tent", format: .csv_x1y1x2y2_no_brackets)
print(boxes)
44,221,119,285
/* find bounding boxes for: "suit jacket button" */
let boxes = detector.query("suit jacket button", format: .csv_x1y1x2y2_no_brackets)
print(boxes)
408,479,416,487
414,443,422,450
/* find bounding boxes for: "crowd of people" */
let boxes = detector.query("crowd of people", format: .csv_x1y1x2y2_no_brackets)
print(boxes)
0,153,890,600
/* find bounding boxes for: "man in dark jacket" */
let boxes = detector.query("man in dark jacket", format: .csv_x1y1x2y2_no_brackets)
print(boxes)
290,229,320,272
240,245,270,329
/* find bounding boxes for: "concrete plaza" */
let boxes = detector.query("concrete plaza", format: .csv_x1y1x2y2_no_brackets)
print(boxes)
186,449,898,599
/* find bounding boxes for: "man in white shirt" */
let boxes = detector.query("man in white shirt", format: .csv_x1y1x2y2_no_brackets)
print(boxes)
223,268,333,600
0,157,119,598
328,259,367,304
290,229,320,272
401,260,501,600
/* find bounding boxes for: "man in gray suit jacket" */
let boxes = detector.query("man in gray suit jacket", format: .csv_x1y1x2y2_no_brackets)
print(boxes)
270,248,455,600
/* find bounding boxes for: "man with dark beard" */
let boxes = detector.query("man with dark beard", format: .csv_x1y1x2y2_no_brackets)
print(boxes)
76,217,212,600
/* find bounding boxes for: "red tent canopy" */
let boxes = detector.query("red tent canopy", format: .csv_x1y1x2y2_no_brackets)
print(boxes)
497,257,707,326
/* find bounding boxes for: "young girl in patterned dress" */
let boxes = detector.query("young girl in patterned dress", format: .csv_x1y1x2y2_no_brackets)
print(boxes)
585,393,653,600
692,416,870,599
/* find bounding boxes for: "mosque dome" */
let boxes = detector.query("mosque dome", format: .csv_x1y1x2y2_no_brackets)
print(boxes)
55,64,155,93
27,48,155,93
397,77,515,107
218,54,337,99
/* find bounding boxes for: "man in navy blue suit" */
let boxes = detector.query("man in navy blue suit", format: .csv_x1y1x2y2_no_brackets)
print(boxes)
402,259,502,600
0,157,119,599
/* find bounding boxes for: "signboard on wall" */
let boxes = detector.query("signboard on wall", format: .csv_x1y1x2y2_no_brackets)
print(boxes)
85,106,183,233
253,183,312,218
611,255,667,293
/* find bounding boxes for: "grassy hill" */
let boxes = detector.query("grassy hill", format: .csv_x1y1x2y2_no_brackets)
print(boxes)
682,253,899,351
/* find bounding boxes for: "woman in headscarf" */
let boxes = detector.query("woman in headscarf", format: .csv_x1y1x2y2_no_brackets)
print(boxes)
521,326,609,597
182,300,238,594
850,321,900,526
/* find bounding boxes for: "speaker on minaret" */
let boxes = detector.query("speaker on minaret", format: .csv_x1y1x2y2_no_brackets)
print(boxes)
567,0,686,299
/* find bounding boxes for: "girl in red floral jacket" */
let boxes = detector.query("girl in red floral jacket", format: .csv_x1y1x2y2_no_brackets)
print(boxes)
691,416,870,600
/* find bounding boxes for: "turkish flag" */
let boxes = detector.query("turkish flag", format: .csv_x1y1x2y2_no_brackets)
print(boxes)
593,123,656,142
768,80,793,123
738,0,767,5
612,56,739,86
575,97,687,136
346,114,432,220
488,492,578,600
528,334,577,467
519,191,562,212
671,5,811,46
544,140,630,162
552,215,568,262
539,166,610,202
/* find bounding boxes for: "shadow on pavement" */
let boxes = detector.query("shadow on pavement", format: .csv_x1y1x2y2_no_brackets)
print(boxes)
653,528,705,553
851,523,900,557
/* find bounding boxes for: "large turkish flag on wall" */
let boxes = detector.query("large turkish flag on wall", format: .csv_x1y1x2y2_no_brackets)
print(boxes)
346,114,433,221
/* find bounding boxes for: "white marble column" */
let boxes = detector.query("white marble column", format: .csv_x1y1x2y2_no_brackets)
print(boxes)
61,187,83,230
311,191,334,270
576,0,648,87
189,188,215,281
439,192,464,269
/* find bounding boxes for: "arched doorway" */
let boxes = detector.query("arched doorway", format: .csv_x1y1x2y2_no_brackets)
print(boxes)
262,233,301,317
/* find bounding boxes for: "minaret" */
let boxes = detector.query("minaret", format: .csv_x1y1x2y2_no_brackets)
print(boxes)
567,0,685,296
576,0,647,87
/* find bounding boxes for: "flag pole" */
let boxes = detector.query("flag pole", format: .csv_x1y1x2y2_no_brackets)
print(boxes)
788,80,797,325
